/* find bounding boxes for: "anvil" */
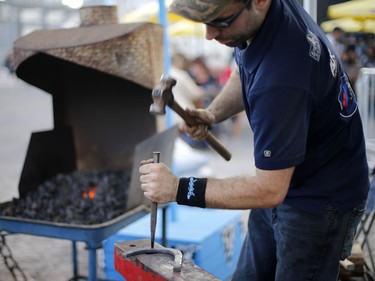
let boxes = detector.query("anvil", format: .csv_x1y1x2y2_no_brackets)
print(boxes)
114,239,220,281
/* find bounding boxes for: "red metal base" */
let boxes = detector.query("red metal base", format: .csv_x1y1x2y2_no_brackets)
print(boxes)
114,239,220,281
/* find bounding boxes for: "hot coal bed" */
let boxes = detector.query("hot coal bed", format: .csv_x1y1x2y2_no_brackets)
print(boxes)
0,170,131,225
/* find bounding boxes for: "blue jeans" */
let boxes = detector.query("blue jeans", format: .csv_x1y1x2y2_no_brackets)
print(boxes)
232,202,365,281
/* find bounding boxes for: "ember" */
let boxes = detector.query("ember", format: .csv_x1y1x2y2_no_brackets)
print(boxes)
82,186,98,199
0,170,130,225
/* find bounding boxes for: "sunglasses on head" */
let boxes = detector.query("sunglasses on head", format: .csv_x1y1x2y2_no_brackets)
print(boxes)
205,0,252,28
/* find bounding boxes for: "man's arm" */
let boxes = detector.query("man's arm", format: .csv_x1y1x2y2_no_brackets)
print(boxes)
207,65,244,123
180,65,244,141
139,161,294,210
205,167,294,209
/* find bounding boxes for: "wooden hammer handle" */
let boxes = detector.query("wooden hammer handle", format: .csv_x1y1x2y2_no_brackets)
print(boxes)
170,101,232,161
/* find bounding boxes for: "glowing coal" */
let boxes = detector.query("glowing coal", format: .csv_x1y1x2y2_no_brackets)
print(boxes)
0,170,130,225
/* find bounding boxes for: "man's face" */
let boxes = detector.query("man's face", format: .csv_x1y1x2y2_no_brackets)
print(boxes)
204,0,270,48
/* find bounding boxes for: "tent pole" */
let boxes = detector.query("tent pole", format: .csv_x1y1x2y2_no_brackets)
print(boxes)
158,0,173,128
303,0,317,22
158,0,171,75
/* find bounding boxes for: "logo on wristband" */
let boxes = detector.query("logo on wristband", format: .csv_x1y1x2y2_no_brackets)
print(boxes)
177,177,207,208
187,177,197,199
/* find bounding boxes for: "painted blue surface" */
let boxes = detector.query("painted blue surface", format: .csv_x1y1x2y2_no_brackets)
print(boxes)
157,0,174,129
103,205,244,280
0,207,148,247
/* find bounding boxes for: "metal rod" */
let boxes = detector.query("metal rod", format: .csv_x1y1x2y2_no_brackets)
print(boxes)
151,151,161,248
87,244,97,281
162,206,167,247
72,241,79,278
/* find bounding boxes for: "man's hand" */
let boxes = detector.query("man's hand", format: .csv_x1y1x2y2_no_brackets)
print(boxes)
139,159,179,204
179,107,216,141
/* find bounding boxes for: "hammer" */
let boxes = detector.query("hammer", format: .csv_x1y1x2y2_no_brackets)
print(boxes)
150,76,232,161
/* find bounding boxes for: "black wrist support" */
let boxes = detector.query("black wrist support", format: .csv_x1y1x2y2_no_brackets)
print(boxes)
176,177,207,208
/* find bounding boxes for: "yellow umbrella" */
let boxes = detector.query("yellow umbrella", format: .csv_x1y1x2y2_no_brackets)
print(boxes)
121,0,189,24
328,0,375,20
362,19,375,33
320,17,364,32
120,1,205,37
169,21,206,37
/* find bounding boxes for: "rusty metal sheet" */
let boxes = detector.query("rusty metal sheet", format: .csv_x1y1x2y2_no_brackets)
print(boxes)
128,125,179,211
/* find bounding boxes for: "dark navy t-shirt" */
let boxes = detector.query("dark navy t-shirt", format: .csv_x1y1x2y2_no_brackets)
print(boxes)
234,0,369,215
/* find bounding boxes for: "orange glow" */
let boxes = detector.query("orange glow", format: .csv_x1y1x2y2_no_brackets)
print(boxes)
88,190,96,199
82,187,97,199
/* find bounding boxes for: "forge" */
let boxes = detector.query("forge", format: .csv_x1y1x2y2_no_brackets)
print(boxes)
0,4,178,281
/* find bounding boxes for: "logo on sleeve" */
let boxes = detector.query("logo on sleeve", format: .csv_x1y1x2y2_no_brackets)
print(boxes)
264,150,271,158
306,30,321,62
338,75,358,118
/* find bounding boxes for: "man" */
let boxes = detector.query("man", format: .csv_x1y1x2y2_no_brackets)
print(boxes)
139,0,370,280
326,27,345,58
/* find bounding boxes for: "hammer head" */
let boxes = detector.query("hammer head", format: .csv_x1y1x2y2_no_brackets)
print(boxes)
150,76,177,115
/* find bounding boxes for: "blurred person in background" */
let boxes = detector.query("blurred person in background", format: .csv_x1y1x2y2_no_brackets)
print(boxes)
326,27,345,58
188,56,223,139
188,56,222,107
362,44,375,68
341,44,363,85
189,55,245,137
169,53,209,150
170,53,205,114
